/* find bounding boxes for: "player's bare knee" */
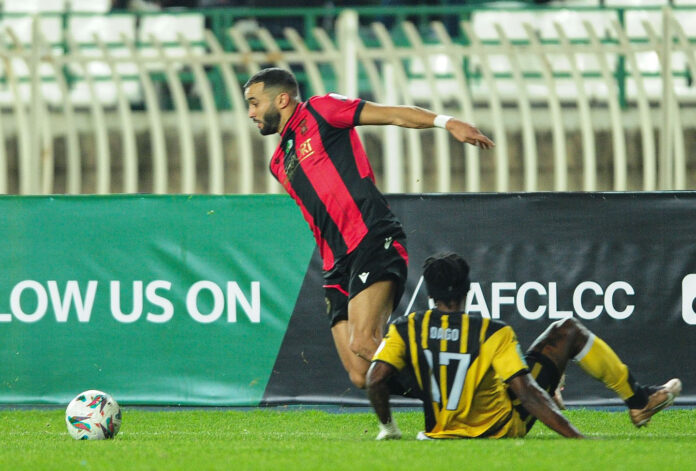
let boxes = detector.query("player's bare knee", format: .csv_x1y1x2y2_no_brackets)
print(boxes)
349,338,372,363
550,317,590,349
348,370,366,389
549,317,576,334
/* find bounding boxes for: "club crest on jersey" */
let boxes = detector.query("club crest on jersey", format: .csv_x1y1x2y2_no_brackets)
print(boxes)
299,119,309,135
284,138,300,180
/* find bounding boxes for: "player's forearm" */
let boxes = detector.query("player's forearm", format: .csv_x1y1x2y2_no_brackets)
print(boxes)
358,101,494,148
389,106,438,129
390,108,496,149
367,379,393,425
519,386,584,438
359,102,435,128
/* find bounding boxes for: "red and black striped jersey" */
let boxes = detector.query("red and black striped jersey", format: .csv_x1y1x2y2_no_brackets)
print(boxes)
270,93,403,270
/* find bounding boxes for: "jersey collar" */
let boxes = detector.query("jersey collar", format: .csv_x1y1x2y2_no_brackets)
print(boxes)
280,102,304,137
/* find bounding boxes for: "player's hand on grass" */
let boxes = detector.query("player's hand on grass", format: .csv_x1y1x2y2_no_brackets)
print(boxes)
376,420,402,440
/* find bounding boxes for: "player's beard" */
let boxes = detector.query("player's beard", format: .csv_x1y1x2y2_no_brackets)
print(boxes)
259,105,281,136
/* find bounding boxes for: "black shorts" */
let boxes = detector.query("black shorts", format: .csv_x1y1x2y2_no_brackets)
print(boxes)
323,231,408,327
507,351,562,433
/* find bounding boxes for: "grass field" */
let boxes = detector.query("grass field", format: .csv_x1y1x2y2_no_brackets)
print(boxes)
1,407,695,470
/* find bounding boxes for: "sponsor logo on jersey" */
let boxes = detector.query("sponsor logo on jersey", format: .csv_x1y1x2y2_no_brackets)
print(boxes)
298,138,315,161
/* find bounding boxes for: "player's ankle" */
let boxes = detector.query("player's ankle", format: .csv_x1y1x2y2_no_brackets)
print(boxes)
624,386,649,410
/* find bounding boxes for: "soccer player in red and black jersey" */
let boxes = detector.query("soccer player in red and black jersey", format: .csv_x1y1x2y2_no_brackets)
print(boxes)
243,67,494,390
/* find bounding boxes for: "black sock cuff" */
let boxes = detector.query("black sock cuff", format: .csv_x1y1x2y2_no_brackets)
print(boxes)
624,372,649,409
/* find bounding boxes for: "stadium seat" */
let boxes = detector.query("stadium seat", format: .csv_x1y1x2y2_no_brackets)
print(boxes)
548,0,602,5
603,0,668,6
623,10,695,99
538,9,618,80
468,9,623,102
138,13,206,70
70,0,112,13
469,10,542,91
67,14,141,106
0,16,64,105
625,9,696,37
537,10,617,40
2,0,66,13
471,11,542,41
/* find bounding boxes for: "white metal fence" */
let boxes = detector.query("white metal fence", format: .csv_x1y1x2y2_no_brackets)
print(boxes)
1,6,695,195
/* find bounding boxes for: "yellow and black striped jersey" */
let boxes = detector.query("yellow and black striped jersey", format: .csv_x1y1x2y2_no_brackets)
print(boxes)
373,309,529,438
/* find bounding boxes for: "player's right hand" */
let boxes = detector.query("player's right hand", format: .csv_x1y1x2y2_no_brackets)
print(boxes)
447,120,495,149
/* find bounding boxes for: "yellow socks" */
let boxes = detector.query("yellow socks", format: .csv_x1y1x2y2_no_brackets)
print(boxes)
574,333,636,401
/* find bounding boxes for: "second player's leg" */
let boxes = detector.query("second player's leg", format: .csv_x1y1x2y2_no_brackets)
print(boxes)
527,317,681,427
527,317,591,372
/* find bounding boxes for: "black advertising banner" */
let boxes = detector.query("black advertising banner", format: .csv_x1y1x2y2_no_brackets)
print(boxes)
264,192,696,407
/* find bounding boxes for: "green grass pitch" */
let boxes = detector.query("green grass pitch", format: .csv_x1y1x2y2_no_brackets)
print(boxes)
1,408,695,470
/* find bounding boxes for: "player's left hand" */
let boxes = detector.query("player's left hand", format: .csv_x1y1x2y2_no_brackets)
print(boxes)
446,119,495,149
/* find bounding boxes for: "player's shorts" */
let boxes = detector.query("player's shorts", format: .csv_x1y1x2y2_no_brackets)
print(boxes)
506,351,562,437
322,230,408,327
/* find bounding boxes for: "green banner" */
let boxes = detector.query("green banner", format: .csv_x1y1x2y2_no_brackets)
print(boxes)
0,195,315,405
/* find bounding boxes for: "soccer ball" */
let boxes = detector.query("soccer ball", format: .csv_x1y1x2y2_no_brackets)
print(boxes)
65,390,122,440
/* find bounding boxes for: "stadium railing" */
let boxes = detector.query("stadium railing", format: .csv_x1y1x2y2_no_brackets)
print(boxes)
0,4,694,195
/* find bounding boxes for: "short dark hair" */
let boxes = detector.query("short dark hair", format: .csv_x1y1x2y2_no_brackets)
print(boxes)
423,252,471,305
243,67,300,100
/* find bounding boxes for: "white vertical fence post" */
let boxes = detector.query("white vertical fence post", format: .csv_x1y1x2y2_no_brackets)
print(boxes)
555,22,596,191
431,22,480,193
659,6,674,190
612,19,655,192
495,23,537,192
207,30,254,194
382,63,404,193
372,22,422,194
337,9,358,98
584,20,626,191
29,15,42,194
524,23,567,191
462,20,509,192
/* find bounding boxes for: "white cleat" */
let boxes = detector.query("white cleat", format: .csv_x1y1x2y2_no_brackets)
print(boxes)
376,421,402,440
629,378,682,428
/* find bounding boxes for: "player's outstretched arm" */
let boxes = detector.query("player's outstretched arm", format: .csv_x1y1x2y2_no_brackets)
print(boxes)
366,361,402,440
358,101,495,149
508,373,585,439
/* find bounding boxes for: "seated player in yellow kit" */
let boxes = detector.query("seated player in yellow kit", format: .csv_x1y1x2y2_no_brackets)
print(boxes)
366,252,681,440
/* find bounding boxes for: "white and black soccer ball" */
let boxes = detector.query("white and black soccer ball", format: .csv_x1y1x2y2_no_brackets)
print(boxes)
65,390,122,440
